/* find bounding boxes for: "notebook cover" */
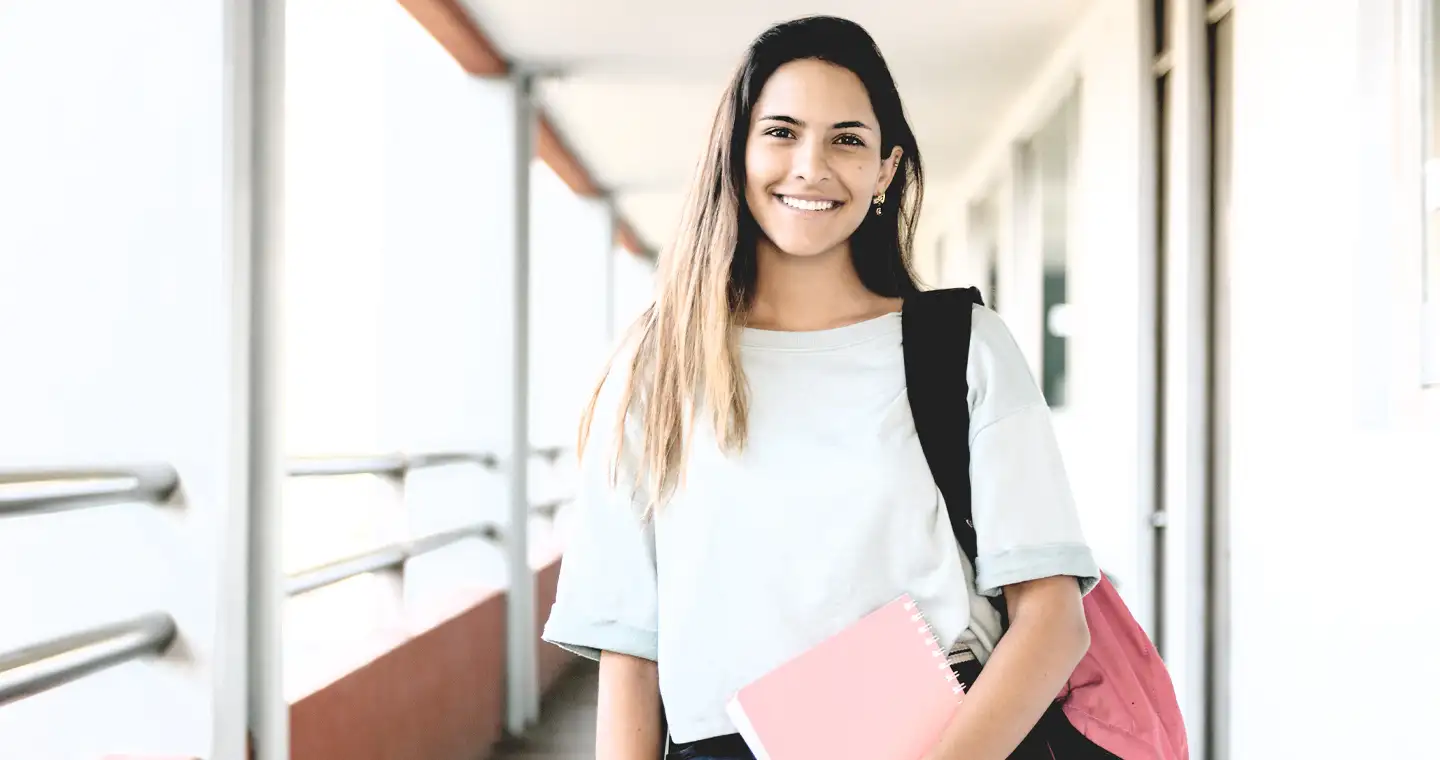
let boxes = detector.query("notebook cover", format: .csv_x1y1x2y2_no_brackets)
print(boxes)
724,594,965,760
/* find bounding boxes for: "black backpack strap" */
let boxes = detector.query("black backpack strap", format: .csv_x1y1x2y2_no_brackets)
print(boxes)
901,287,1009,624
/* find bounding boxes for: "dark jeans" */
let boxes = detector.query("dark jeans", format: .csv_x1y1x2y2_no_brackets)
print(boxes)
664,662,1118,760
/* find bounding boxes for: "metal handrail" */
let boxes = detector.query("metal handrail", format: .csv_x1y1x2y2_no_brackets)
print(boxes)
284,447,570,478
530,498,571,518
285,451,500,478
0,613,177,707
0,465,179,518
285,522,503,596
531,446,567,463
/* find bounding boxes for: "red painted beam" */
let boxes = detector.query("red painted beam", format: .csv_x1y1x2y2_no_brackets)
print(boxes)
397,0,648,257
536,117,601,197
395,0,506,75
615,219,646,258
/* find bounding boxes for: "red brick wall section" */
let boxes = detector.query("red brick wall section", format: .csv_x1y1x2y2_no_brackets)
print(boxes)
289,589,508,760
285,555,579,760
107,560,577,759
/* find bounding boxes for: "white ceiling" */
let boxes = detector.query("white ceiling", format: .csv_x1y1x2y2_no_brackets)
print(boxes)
464,0,1093,252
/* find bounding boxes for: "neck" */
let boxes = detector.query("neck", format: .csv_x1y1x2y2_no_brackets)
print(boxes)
744,238,899,331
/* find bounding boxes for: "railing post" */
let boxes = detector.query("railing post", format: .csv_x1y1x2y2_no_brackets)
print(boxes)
377,468,409,621
504,69,540,735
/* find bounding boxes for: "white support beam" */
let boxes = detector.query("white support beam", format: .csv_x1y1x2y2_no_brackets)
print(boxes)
504,71,540,736
601,200,618,343
1161,0,1213,753
230,0,288,758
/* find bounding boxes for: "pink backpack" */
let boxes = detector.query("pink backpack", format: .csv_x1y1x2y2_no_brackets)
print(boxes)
903,287,1189,759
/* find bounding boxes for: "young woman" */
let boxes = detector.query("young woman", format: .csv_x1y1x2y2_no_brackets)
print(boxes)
542,15,1103,760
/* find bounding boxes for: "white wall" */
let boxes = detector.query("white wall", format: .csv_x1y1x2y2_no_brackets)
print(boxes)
529,165,614,451
938,0,1152,626
1226,0,1440,755
612,247,657,333
938,0,1440,754
0,1,248,757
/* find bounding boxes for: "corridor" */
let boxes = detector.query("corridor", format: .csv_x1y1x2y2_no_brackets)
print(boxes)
490,663,598,760
3,1,1438,759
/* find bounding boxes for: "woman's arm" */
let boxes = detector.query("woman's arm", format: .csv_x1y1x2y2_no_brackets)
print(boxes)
922,575,1091,760
596,650,665,760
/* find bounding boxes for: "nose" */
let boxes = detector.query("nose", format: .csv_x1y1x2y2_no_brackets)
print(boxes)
790,134,831,185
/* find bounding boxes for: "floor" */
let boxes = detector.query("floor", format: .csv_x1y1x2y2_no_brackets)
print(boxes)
489,660,600,759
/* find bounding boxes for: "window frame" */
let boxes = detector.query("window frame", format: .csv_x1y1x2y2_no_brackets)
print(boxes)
1411,0,1440,386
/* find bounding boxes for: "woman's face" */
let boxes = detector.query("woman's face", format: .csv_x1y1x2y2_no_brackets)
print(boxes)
744,58,901,258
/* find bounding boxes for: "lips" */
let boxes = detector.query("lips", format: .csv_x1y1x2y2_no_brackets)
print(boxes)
777,194,842,212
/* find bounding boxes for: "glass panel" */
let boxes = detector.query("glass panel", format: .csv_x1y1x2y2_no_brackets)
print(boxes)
1154,0,1170,56
1032,92,1080,408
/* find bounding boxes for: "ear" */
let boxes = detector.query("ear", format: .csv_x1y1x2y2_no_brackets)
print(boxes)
876,145,903,195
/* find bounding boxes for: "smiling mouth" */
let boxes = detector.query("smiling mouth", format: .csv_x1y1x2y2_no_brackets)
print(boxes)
776,194,843,212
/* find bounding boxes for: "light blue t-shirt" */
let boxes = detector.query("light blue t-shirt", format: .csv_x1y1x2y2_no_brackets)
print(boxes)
541,305,1100,743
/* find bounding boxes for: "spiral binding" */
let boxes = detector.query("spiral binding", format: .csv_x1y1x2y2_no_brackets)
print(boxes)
901,596,966,702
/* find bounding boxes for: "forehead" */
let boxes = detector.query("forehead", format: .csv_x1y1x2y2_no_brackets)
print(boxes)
752,59,877,123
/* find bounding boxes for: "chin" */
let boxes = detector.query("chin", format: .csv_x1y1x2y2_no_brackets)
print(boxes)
770,238,839,257
757,226,851,258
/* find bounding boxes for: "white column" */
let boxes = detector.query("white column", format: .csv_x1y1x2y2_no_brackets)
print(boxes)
1159,0,1212,752
234,0,288,758
603,206,619,343
503,71,540,735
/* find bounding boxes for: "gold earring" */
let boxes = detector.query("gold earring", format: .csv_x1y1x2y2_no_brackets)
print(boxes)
873,192,886,215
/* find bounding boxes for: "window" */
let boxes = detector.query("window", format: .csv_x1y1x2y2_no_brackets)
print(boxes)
1024,91,1079,408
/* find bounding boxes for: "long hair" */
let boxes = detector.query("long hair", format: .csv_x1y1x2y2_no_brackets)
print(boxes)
579,15,925,511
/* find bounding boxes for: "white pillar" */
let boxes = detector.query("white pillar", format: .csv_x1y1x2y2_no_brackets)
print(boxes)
603,205,618,343
1159,0,1212,752
503,71,540,735
232,0,288,758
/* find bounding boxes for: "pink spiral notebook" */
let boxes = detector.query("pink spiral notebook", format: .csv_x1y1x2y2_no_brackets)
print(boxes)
724,594,965,760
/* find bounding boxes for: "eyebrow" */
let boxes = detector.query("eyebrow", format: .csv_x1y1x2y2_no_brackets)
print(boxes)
758,115,874,131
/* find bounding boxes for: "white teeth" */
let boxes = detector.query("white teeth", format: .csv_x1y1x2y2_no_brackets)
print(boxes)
779,195,838,212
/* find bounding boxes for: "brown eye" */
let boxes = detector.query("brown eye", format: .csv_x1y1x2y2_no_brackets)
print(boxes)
764,127,796,139
834,134,866,147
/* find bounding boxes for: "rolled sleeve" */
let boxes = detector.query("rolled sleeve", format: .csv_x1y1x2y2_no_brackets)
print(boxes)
967,309,1101,599
541,367,660,662
542,615,657,662
541,443,659,661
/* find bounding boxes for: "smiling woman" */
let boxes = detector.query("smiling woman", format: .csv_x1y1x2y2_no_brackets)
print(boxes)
587,16,928,507
541,14,1105,760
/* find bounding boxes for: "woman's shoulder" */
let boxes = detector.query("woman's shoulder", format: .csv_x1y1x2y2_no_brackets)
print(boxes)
963,305,1047,428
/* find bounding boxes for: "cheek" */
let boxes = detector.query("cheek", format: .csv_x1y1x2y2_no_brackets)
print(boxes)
745,156,785,212
746,149,781,187
842,163,879,202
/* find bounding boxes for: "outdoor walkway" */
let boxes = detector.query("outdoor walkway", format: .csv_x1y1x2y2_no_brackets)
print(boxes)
490,660,599,759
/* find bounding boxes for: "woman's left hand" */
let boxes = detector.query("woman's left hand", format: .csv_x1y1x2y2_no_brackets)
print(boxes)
920,575,1090,760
